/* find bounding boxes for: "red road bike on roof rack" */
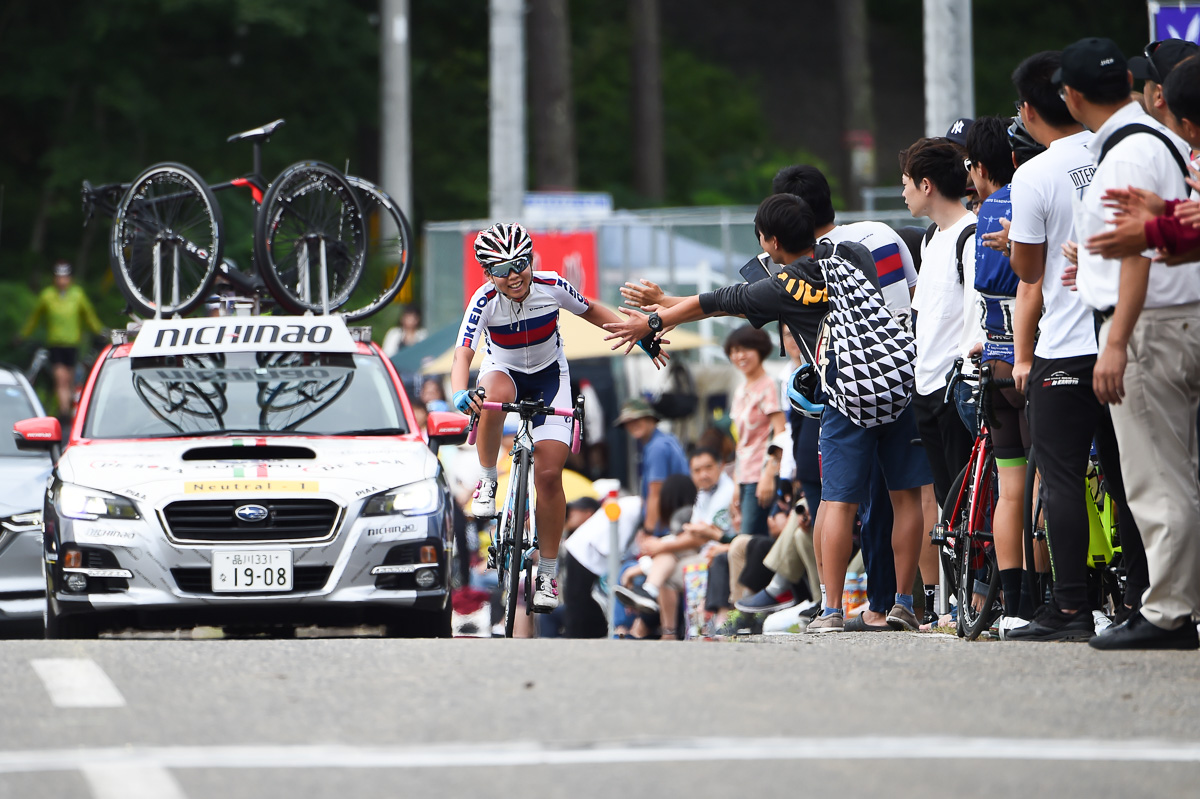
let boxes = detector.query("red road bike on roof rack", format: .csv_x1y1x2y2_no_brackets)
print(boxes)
82,120,412,322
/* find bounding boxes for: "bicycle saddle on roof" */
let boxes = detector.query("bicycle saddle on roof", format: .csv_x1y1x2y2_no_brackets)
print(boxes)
226,119,285,144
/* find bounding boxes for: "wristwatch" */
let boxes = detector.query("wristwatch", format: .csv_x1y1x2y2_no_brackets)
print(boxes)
647,311,664,333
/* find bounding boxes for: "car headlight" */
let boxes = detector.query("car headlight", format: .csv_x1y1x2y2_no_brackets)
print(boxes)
58,483,140,521
1,511,43,534
361,479,441,517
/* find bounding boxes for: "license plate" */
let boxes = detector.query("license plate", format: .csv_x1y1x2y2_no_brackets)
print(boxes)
212,550,293,592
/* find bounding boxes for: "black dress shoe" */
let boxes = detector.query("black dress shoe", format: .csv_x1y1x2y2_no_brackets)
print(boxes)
1089,611,1199,651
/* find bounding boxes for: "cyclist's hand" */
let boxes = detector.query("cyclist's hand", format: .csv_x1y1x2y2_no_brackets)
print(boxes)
1093,343,1127,405
620,279,665,309
453,389,483,415
1061,240,1079,269
1176,198,1200,228
1154,244,1200,265
1013,358,1032,394
603,308,651,354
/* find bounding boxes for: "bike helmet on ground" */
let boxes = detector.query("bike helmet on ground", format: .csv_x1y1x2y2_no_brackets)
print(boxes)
474,223,534,269
787,364,825,419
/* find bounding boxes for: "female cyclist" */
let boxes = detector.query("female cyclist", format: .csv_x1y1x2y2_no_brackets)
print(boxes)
451,222,665,612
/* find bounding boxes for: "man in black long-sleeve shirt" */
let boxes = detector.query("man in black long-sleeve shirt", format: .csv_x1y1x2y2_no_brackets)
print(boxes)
605,194,933,633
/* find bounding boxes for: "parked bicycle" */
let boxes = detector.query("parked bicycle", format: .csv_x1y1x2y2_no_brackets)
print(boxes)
932,359,1013,640
465,390,583,638
82,120,410,321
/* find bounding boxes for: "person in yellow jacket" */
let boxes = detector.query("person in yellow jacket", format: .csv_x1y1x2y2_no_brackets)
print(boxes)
21,261,104,417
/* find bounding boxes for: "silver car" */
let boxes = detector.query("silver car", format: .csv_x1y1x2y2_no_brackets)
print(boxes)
0,365,52,635
16,317,469,639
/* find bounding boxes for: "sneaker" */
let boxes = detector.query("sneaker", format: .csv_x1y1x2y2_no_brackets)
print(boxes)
886,603,920,631
614,584,659,615
806,610,844,633
1005,601,1094,642
920,608,939,627
734,588,797,615
997,615,1031,641
1093,609,1113,634
531,574,559,613
471,479,498,517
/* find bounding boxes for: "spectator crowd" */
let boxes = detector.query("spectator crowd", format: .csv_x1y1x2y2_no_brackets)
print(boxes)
444,36,1200,651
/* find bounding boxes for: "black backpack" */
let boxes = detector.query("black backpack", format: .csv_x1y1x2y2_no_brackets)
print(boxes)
649,359,699,420
923,222,976,284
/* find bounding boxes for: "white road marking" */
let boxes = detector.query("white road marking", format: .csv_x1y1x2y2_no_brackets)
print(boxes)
30,658,126,708
81,763,187,799
0,737,1198,774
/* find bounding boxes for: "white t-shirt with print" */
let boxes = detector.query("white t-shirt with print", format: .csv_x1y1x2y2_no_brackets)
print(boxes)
912,211,979,395
1009,130,1099,360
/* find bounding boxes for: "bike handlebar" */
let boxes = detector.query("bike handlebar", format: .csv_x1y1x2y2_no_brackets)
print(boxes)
464,391,584,454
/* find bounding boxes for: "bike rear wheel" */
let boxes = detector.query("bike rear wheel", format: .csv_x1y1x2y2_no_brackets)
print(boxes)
1023,447,1053,615
938,467,968,619
254,161,366,314
340,176,414,322
111,162,223,318
502,449,531,638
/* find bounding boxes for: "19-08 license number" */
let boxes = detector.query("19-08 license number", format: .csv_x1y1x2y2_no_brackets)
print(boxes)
212,550,293,592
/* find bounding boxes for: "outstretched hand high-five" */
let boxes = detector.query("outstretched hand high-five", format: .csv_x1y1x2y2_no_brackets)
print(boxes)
602,306,672,369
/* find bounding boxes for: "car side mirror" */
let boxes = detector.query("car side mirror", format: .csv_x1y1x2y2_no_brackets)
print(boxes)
425,411,469,455
13,416,62,451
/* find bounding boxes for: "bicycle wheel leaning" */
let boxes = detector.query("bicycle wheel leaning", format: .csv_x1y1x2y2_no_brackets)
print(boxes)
502,448,532,638
254,161,367,315
340,176,414,322
937,467,968,620
1023,447,1053,615
111,162,224,318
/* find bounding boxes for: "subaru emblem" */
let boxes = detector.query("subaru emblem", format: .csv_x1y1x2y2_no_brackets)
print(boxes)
234,504,269,523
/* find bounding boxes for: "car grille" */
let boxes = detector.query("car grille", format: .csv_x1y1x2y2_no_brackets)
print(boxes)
161,499,340,542
171,566,333,594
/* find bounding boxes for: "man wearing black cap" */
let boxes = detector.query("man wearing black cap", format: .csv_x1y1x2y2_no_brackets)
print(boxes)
1129,38,1200,126
1052,36,1200,650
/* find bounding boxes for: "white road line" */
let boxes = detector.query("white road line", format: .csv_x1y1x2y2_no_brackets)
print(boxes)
0,737,1199,774
30,658,126,708
81,763,187,799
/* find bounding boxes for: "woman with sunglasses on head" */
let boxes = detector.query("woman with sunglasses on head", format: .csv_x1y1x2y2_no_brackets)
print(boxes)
450,222,666,612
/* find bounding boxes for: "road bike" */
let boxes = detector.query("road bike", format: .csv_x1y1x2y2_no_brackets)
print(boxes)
932,359,1014,640
466,391,583,638
82,120,410,321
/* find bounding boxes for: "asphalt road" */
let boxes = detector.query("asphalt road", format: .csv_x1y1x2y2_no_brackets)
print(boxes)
1,630,1198,798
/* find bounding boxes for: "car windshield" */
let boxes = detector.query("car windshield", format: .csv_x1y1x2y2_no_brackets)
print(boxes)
0,384,41,457
83,351,408,438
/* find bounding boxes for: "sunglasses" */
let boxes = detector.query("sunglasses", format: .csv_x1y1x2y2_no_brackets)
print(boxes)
485,257,531,278
963,157,973,171
1013,99,1024,114
1058,86,1068,102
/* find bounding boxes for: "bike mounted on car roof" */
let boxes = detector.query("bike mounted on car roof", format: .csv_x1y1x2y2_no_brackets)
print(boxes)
82,119,413,322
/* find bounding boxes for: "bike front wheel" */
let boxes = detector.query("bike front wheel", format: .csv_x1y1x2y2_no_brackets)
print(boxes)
254,161,366,315
340,176,414,322
955,459,1002,640
111,162,223,318
502,449,531,639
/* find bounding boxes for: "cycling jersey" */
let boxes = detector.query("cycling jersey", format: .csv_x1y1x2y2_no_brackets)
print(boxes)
458,271,590,373
973,186,1018,364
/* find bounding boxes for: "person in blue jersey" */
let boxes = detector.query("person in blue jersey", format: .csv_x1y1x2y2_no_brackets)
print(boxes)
965,116,1030,637
451,222,666,612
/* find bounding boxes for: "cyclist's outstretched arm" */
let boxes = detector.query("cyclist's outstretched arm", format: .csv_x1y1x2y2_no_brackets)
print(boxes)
450,345,483,415
580,303,669,368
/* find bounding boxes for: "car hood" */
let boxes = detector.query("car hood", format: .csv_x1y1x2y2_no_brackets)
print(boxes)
55,435,440,506
0,455,52,516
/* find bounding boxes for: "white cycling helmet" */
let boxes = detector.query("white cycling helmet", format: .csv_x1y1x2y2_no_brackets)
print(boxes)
473,222,533,269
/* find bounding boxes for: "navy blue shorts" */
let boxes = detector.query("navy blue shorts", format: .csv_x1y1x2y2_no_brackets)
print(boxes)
480,352,572,445
819,402,932,504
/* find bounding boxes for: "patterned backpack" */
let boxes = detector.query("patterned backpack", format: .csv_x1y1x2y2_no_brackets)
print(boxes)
814,240,917,428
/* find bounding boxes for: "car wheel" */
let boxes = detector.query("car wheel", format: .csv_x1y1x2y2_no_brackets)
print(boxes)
384,603,452,639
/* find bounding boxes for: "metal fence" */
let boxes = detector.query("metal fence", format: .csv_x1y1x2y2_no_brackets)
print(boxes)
422,205,923,342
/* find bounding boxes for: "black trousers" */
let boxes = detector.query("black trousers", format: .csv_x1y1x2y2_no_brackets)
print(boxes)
562,550,608,638
1027,355,1147,609
913,389,974,508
